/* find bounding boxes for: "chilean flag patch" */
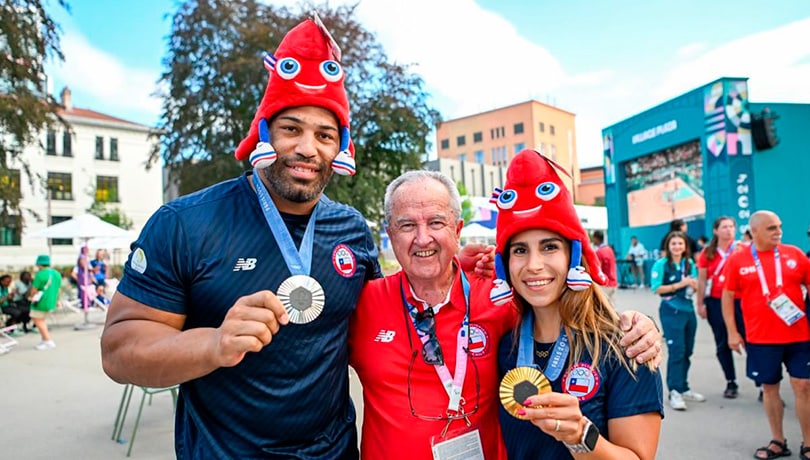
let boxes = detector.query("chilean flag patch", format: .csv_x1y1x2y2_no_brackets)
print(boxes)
562,363,600,401
332,244,357,278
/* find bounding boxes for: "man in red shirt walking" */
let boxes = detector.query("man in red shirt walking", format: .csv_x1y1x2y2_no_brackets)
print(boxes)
722,210,810,460
592,230,618,299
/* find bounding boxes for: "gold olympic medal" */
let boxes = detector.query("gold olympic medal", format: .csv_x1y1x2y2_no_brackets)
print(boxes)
276,275,326,324
499,366,552,418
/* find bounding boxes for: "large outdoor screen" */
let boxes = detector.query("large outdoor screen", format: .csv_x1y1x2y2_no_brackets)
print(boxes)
624,139,704,227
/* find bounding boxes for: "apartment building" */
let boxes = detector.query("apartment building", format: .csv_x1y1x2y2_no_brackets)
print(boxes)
1,88,163,269
576,165,606,206
435,100,581,194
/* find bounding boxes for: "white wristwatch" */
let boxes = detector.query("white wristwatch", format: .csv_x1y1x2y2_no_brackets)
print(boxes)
563,417,599,453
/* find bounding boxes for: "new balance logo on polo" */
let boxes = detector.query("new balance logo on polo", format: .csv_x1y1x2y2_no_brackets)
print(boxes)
374,330,396,343
233,258,257,271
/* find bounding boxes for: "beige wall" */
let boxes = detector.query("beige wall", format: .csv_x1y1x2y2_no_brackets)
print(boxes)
435,100,579,193
576,166,605,205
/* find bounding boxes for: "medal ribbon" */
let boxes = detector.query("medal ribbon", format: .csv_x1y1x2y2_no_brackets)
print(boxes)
401,271,471,412
751,245,781,298
516,311,570,382
252,170,318,275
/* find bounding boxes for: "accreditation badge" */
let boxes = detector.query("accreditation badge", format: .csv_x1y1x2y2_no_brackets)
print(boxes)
431,425,484,460
769,293,805,326
499,366,551,418
276,275,325,324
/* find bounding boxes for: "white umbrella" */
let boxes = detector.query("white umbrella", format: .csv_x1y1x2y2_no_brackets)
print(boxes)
460,222,496,239
28,214,133,241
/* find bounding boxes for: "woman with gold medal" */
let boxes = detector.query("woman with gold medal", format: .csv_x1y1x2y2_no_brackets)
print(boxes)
491,149,663,459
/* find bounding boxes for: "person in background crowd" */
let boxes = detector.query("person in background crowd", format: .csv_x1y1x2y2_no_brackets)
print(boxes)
652,231,704,411
90,249,107,285
592,230,618,300
742,229,754,245
1,274,14,323
697,236,708,252
723,210,810,460
660,219,700,257
696,216,743,399
7,271,33,333
72,247,94,311
805,226,810,258
493,150,663,459
28,255,62,350
626,236,648,288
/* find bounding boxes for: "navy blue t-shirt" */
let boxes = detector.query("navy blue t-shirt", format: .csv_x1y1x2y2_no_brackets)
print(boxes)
498,331,664,459
117,172,382,459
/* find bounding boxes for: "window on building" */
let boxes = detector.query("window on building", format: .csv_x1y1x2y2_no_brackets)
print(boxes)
109,137,119,161
458,153,467,162
0,214,21,246
440,139,450,150
550,125,556,135
50,215,72,246
47,172,73,200
490,128,496,140
62,131,72,157
475,150,484,164
514,142,525,154
95,136,104,160
456,135,466,147
96,175,120,202
1,169,21,199
46,130,56,155
500,127,505,137
514,122,524,135
539,122,545,133
550,144,557,161
473,131,482,143
539,143,546,155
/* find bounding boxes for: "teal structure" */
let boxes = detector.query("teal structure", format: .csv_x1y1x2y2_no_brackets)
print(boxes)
602,77,810,267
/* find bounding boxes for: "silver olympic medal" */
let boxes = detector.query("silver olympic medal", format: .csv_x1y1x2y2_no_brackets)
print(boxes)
277,275,326,324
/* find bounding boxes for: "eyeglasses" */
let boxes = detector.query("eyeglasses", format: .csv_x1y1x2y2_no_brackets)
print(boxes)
415,308,444,366
407,347,480,423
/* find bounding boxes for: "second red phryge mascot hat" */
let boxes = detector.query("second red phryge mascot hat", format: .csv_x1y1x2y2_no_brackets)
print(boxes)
490,149,607,305
234,17,355,176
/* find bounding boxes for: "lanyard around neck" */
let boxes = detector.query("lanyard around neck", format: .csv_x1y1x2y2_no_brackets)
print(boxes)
517,311,570,382
252,170,318,275
711,241,737,277
401,271,471,412
751,245,781,298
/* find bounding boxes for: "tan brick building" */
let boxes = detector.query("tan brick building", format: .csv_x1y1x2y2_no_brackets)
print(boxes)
576,165,606,206
435,100,581,194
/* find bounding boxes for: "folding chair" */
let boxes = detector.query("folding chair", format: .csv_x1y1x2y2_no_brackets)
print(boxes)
112,383,179,457
0,323,19,355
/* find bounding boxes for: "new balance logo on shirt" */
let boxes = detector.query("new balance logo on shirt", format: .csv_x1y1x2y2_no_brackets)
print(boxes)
374,330,396,343
233,258,257,271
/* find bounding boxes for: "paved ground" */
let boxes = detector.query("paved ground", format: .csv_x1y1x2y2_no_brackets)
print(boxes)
1,288,802,459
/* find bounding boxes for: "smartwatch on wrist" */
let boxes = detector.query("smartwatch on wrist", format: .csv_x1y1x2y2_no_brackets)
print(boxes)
564,417,599,453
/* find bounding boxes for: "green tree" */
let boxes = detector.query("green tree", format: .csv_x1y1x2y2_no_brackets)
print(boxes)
154,0,439,224
456,181,475,224
87,199,133,230
0,0,69,229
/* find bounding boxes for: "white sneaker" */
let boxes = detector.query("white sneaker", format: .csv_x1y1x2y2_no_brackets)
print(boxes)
669,390,687,410
682,390,706,402
34,340,56,351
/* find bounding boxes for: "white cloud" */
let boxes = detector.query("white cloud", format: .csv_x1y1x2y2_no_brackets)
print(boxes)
48,30,162,122
656,17,810,104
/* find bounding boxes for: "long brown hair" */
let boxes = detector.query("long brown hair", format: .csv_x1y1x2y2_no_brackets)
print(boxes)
704,216,735,260
505,240,647,373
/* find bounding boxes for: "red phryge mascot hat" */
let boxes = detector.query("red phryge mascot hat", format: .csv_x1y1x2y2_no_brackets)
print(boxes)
234,16,356,176
489,149,607,305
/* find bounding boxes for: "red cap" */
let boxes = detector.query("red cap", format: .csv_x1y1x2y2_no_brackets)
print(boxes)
492,149,606,292
234,19,354,170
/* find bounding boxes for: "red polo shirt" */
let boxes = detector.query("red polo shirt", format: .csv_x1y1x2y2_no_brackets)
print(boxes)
595,245,618,288
349,267,518,460
723,244,810,344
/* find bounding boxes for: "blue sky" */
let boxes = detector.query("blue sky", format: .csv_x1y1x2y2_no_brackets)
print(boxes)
46,0,810,167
